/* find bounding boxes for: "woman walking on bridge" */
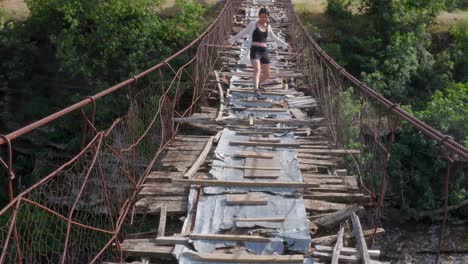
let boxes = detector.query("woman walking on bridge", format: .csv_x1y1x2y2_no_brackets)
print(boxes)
228,7,290,97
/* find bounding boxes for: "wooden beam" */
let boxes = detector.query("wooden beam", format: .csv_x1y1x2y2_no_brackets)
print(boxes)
331,226,344,264
157,203,167,237
351,212,371,264
183,136,214,179
191,253,304,263
190,234,270,242
173,179,320,188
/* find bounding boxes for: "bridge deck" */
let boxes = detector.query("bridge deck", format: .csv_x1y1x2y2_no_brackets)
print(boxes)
117,0,384,263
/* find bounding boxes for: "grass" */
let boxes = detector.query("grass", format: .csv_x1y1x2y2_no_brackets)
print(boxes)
292,0,326,14
431,9,468,32
1,0,29,21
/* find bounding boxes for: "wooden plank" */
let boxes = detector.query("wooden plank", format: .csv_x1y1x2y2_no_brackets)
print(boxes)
234,151,275,159
173,179,320,188
184,136,214,179
190,234,270,242
134,197,187,214
226,194,268,205
230,141,300,148
331,226,344,264
304,199,348,213
351,212,371,264
120,238,173,258
290,108,307,119
233,217,286,222
157,203,167,237
192,253,304,263
315,245,380,258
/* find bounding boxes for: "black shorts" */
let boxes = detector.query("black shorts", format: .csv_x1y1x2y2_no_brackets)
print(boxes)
250,45,270,64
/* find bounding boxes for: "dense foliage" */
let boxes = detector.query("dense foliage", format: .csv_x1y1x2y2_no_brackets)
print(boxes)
302,0,468,214
0,0,210,206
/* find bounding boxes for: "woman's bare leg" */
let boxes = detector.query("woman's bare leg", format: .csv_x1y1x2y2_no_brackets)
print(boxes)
251,59,261,90
259,63,270,88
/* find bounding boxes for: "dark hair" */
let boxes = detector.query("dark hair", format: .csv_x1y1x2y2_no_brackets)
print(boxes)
258,7,269,16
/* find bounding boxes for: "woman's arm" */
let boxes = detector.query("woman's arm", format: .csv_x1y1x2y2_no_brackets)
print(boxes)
228,21,255,44
268,25,289,48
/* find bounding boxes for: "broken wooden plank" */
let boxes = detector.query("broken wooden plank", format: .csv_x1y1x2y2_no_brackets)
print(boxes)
173,179,320,188
190,234,270,242
290,108,307,119
351,212,371,264
311,228,385,246
184,136,214,179
157,203,168,237
331,226,344,264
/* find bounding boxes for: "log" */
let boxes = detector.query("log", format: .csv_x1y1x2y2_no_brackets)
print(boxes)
313,204,360,229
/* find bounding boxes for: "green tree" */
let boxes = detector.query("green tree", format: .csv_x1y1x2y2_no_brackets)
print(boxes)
416,82,468,146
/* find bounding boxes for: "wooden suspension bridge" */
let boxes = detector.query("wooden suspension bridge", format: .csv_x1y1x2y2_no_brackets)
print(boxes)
113,1,383,263
1,0,467,264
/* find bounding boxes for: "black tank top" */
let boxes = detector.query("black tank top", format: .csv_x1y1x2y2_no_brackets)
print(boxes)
252,24,268,43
